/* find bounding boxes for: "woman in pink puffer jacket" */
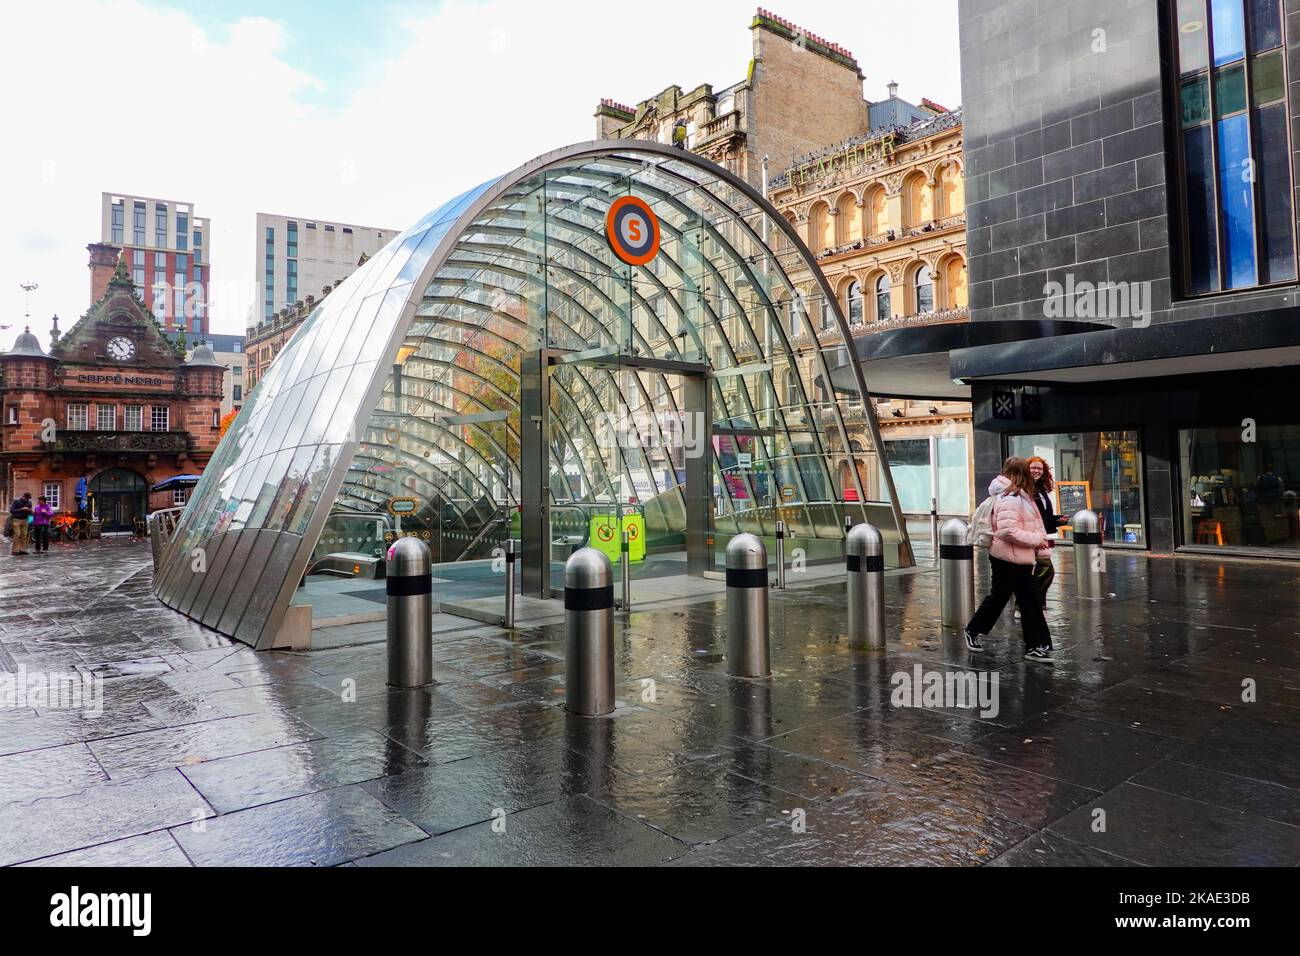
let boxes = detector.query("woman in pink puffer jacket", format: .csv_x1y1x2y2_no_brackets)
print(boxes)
964,458,1055,662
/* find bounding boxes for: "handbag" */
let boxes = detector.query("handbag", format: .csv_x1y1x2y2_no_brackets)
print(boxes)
2,515,12,538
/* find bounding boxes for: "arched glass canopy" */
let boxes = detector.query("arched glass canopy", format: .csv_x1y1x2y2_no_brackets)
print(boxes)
154,142,911,648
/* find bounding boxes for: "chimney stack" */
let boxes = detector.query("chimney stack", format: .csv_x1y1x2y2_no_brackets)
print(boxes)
88,242,122,304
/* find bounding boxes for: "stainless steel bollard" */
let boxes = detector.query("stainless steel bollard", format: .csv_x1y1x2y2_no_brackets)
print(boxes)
939,518,975,626
387,537,433,688
725,533,770,677
1073,508,1104,599
843,514,853,535
775,519,787,590
620,529,631,611
846,522,886,649
930,496,940,564
504,538,516,628
564,547,615,716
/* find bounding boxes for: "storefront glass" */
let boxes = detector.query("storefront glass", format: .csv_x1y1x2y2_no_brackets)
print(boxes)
1007,430,1145,546
1179,425,1300,551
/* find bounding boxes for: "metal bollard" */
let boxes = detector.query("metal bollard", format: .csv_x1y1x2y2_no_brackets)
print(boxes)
846,522,886,649
387,537,433,688
1073,509,1104,599
564,547,615,716
504,538,516,628
620,529,631,611
775,520,787,589
843,514,853,535
930,496,940,564
725,533,770,677
939,518,975,626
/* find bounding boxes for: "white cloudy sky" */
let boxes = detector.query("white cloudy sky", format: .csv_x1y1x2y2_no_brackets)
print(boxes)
0,0,960,346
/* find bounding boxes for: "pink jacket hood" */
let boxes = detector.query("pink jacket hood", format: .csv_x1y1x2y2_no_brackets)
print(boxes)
988,475,1047,565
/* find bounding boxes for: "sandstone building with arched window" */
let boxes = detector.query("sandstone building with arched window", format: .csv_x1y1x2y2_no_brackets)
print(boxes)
768,109,974,520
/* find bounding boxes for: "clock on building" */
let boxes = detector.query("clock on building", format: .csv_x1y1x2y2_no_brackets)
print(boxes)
106,336,136,362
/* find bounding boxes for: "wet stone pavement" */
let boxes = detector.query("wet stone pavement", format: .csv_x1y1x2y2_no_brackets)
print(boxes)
1,537,1298,866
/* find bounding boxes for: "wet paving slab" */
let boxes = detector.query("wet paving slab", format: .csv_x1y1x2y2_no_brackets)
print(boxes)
0,537,1297,866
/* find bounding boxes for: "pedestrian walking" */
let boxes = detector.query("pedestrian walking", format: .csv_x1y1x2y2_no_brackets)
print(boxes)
32,496,53,554
8,492,33,556
964,458,1055,663
1014,456,1067,619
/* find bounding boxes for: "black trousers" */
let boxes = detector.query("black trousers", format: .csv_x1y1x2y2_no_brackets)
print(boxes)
32,525,50,552
967,556,1052,650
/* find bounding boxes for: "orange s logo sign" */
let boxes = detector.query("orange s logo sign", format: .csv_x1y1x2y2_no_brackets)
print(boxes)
628,218,642,243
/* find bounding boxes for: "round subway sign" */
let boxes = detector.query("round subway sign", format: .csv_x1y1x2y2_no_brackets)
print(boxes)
605,196,660,266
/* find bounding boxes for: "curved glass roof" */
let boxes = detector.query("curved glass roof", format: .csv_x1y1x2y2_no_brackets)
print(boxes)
154,142,908,647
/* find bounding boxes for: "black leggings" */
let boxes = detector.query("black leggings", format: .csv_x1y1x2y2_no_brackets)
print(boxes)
32,524,50,552
967,556,1052,650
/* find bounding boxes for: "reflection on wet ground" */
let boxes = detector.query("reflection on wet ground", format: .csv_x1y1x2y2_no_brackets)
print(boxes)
0,538,1297,866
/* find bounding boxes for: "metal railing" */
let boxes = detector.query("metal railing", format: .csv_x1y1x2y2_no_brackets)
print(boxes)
147,507,186,569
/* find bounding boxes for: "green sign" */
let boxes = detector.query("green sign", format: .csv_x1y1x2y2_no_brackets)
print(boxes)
589,511,646,564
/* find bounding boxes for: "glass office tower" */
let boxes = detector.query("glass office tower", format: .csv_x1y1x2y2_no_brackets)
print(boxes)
154,142,910,648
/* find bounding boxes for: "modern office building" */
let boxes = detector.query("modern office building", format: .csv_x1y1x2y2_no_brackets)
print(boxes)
952,0,1300,557
254,213,396,324
101,192,211,337
154,141,910,649
206,334,245,417
164,332,244,417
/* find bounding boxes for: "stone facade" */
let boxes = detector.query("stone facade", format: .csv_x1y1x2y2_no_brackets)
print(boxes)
769,110,972,511
597,9,871,187
1,254,224,529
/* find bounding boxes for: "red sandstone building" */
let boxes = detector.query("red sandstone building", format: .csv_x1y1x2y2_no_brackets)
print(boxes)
0,245,225,531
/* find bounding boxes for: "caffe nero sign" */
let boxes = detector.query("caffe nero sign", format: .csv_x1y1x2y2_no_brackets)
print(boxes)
74,373,168,386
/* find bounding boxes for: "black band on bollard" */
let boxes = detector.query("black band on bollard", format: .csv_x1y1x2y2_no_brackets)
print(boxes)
387,574,432,597
565,585,614,611
621,540,629,553
776,527,785,539
1073,532,1103,545
939,543,974,560
725,567,769,589
846,554,884,573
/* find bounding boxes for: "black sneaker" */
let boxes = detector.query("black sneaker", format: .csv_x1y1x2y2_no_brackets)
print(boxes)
1025,646,1054,664
964,629,983,651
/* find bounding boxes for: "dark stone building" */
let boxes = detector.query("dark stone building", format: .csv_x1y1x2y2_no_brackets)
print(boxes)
953,0,1300,557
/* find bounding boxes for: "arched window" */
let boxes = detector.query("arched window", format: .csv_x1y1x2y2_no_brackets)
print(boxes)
819,296,832,331
783,368,799,406
903,172,931,227
936,162,964,218
808,202,832,251
943,257,968,309
846,281,863,325
874,274,891,322
914,267,935,314
865,186,887,236
836,193,861,245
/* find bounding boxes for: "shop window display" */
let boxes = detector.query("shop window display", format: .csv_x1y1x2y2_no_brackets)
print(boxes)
1180,425,1300,551
1007,431,1145,546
